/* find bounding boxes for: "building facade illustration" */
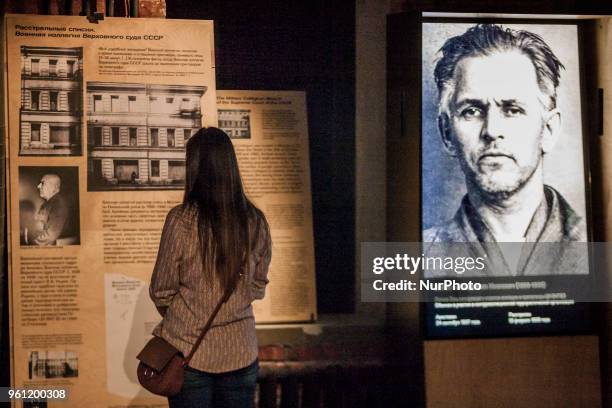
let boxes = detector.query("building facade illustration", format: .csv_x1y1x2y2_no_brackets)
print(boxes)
20,46,83,156
87,82,206,190
219,109,251,138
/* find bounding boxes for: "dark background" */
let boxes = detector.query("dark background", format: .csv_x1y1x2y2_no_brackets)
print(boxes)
166,0,357,315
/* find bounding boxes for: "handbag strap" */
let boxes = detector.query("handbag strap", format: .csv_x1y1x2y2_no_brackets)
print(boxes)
182,215,262,366
183,277,239,365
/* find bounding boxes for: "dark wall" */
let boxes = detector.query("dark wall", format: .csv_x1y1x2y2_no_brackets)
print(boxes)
402,0,612,14
166,0,356,313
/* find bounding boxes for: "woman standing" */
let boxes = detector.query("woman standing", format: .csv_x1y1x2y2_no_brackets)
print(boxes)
149,127,272,407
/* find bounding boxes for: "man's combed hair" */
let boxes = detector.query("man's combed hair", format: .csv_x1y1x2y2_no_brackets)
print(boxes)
434,24,565,111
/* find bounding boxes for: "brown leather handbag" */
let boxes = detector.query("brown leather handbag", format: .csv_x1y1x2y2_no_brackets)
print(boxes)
136,285,235,397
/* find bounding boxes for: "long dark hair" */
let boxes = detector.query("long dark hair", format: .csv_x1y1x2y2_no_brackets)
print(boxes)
184,127,259,291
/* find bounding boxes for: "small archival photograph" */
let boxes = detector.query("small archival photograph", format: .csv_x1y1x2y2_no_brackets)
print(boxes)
28,350,78,380
19,166,80,246
219,109,251,139
86,81,206,191
19,46,83,156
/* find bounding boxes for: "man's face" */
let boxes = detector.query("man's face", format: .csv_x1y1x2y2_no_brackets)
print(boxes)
37,175,58,200
441,50,558,198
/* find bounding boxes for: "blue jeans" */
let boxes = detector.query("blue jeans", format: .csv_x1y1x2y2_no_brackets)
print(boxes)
168,359,258,408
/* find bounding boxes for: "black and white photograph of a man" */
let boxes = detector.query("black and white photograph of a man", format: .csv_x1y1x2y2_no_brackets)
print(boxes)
421,23,588,276
19,167,80,246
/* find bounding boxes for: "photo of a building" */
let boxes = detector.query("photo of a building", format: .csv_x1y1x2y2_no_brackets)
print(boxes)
86,82,207,190
20,46,83,156
28,350,78,379
219,109,251,139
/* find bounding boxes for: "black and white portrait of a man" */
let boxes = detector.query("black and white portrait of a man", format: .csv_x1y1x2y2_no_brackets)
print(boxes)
19,166,80,247
422,23,588,276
